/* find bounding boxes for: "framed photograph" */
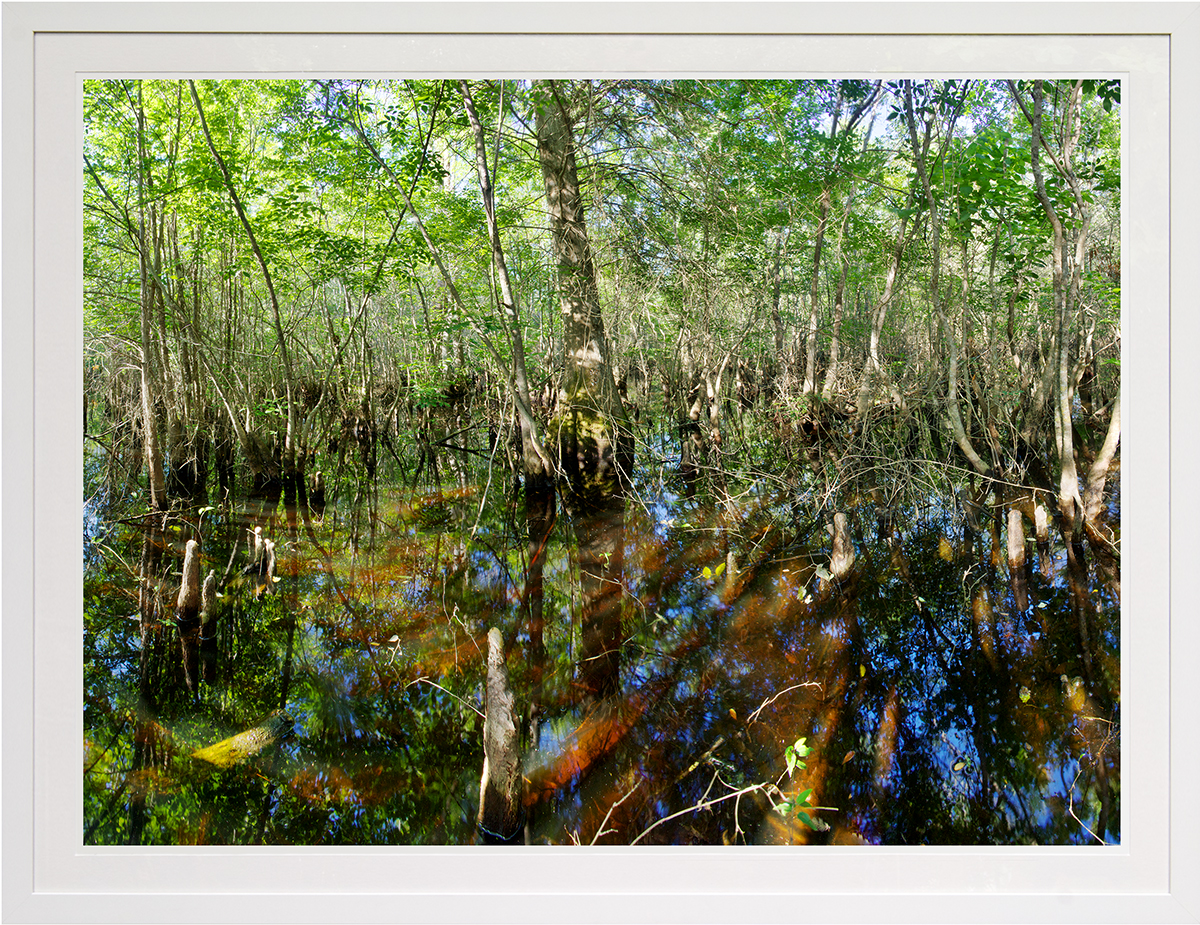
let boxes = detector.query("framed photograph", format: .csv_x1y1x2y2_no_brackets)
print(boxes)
4,2,1197,921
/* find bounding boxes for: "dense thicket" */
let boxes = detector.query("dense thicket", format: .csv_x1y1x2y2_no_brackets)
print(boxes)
83,76,1122,848
83,77,1120,571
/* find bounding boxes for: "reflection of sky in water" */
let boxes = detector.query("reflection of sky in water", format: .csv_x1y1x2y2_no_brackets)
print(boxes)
84,471,1119,847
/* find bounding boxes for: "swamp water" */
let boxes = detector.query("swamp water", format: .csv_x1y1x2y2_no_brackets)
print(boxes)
83,460,1118,847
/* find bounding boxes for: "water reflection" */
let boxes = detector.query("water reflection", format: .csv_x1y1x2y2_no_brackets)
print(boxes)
84,474,1118,846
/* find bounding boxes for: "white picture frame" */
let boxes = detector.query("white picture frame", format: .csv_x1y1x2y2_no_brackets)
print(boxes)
4,3,1197,921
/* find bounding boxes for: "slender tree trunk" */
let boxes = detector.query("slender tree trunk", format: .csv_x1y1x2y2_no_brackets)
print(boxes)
134,86,167,510
802,190,831,395
1010,79,1091,547
902,80,983,474
769,227,789,382
189,80,299,499
459,80,553,489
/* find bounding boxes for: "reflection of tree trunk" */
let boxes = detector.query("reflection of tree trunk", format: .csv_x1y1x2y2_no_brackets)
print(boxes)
524,481,555,702
199,570,219,685
771,591,857,845
1065,553,1096,693
137,514,166,709
574,491,627,703
131,513,170,845
521,477,555,842
871,685,901,806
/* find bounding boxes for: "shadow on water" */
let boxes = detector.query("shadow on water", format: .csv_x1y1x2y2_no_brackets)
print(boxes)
83,466,1118,846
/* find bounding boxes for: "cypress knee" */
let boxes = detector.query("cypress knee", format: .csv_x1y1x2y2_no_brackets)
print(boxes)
830,512,856,583
478,627,523,843
175,540,202,693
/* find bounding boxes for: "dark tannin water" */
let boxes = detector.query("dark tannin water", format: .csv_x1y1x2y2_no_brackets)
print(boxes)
83,459,1118,846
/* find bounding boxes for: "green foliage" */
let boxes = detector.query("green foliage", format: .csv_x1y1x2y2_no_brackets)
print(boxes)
775,736,831,832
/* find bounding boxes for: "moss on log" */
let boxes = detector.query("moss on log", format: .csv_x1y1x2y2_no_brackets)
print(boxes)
549,400,630,505
191,710,294,769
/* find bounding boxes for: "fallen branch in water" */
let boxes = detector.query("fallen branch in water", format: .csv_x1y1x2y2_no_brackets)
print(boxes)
630,779,778,846
590,779,641,845
405,676,485,719
745,682,822,726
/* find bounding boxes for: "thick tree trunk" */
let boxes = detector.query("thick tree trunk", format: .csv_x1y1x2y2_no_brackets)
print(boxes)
1082,387,1121,554
536,81,631,498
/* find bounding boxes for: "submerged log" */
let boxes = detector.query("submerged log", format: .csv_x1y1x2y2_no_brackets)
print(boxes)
478,627,523,843
191,710,294,769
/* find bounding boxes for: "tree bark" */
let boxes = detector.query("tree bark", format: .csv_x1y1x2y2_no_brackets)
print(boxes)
459,80,553,488
535,80,631,496
478,628,523,843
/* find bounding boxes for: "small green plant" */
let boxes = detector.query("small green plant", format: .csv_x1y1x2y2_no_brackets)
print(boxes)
776,737,832,832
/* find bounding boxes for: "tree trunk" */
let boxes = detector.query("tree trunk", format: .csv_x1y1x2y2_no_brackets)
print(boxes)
1082,387,1121,548
478,628,523,843
535,80,631,499
1010,79,1092,549
134,86,167,511
458,80,553,489
803,191,831,395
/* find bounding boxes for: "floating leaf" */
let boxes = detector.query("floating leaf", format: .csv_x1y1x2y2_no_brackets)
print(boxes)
842,750,856,765
728,708,737,721
953,759,967,772
859,664,867,677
